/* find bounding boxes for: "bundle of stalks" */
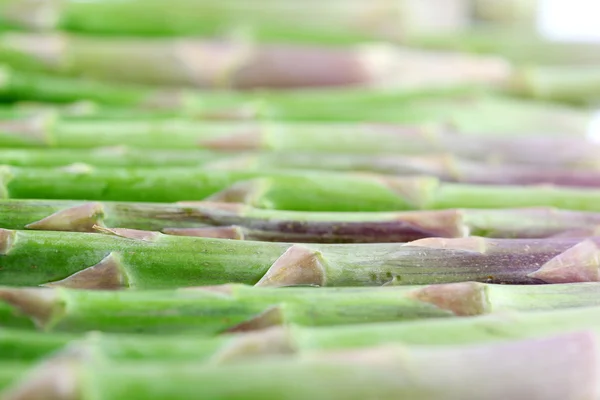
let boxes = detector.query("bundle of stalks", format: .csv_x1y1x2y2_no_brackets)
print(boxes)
1,1,599,399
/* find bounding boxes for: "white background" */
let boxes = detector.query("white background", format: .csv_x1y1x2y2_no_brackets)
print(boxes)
538,0,600,42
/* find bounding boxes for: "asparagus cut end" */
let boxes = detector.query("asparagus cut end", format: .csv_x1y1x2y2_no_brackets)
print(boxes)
1,344,82,400
163,226,246,240
528,240,600,283
379,176,439,209
0,112,55,146
210,327,294,364
0,228,16,255
0,287,62,329
198,129,264,151
25,203,105,233
92,225,161,242
255,245,327,287
225,306,285,333
407,282,491,316
206,179,271,206
404,236,488,253
43,252,128,290
1,0,62,30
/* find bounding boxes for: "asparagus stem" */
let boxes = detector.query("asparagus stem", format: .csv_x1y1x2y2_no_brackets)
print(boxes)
1,228,599,288
509,65,600,105
0,64,206,111
472,0,538,24
4,282,600,334
11,302,600,366
0,115,594,162
4,166,600,212
3,148,600,186
2,332,598,400
0,0,471,42
407,26,600,65
3,200,600,242
0,32,429,89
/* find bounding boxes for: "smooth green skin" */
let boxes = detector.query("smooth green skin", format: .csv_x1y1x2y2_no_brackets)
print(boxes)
3,199,600,241
0,362,29,391
0,285,458,334
4,166,600,212
1,167,421,211
0,65,164,106
0,0,378,44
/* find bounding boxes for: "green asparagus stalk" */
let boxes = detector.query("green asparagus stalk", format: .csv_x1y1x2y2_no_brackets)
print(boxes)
0,32,452,89
0,362,29,392
509,65,600,105
0,116,595,161
0,66,505,123
0,65,211,113
4,148,600,186
407,26,600,65
7,281,600,334
11,303,600,365
1,332,597,400
0,0,470,42
5,166,600,212
1,228,600,288
4,200,600,243
472,0,538,24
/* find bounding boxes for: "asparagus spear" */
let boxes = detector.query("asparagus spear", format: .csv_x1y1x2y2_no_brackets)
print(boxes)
1,332,597,400
4,200,600,242
509,65,600,105
1,114,593,160
10,303,600,365
407,26,600,65
0,64,206,111
0,0,470,42
4,148,600,187
0,32,424,89
1,228,599,288
5,166,600,212
472,0,538,24
5,281,600,334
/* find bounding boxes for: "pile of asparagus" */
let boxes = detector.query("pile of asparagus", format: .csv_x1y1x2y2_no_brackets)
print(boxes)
1,0,600,399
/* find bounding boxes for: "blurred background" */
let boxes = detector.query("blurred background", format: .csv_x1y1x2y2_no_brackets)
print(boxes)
1,0,600,139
